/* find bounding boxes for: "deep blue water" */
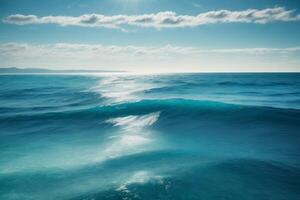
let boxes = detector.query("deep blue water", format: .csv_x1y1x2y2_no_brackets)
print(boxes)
0,73,300,200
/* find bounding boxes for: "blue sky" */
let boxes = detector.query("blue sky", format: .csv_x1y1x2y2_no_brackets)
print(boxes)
0,0,300,72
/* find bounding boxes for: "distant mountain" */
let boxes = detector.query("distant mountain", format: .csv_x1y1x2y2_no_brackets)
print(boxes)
0,67,126,74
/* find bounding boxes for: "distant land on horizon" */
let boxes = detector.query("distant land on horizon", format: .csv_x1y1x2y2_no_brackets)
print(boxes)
0,67,126,74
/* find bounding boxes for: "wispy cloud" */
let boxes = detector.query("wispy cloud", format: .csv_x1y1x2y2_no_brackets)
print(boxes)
1,43,300,56
3,7,300,29
192,2,202,9
1,43,299,71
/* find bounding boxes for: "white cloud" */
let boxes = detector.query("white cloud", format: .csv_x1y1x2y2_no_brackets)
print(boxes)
1,43,299,57
3,7,300,29
0,43,300,72
192,3,202,9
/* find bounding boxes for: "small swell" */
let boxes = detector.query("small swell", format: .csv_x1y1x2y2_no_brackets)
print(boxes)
1,99,299,129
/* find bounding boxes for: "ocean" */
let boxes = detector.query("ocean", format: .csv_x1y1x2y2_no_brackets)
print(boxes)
0,73,300,200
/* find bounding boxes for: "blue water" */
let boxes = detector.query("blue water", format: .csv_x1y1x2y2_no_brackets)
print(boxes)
0,73,300,200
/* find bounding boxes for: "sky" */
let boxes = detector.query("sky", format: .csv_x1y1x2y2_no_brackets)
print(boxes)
0,0,300,72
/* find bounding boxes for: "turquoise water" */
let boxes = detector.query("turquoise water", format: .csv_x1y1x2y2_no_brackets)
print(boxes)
0,73,300,200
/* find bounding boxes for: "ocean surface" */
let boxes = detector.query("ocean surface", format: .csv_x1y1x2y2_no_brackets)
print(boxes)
0,73,300,200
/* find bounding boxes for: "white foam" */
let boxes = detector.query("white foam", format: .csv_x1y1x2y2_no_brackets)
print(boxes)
126,171,152,184
104,134,152,159
102,112,160,159
117,170,164,192
106,112,160,131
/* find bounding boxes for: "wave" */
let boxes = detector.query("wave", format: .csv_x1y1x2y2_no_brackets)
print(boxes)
3,147,299,200
1,98,299,124
142,81,295,93
216,81,292,86
2,99,299,178
68,158,300,200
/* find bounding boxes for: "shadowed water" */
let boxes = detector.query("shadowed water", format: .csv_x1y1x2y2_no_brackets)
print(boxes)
0,73,300,200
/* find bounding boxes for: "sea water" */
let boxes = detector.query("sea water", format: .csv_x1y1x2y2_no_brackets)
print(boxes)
0,73,300,200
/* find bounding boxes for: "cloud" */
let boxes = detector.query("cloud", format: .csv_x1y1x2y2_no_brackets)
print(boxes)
1,43,300,57
192,3,202,9
1,43,300,72
3,7,300,29
198,47,300,54
3,14,38,25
